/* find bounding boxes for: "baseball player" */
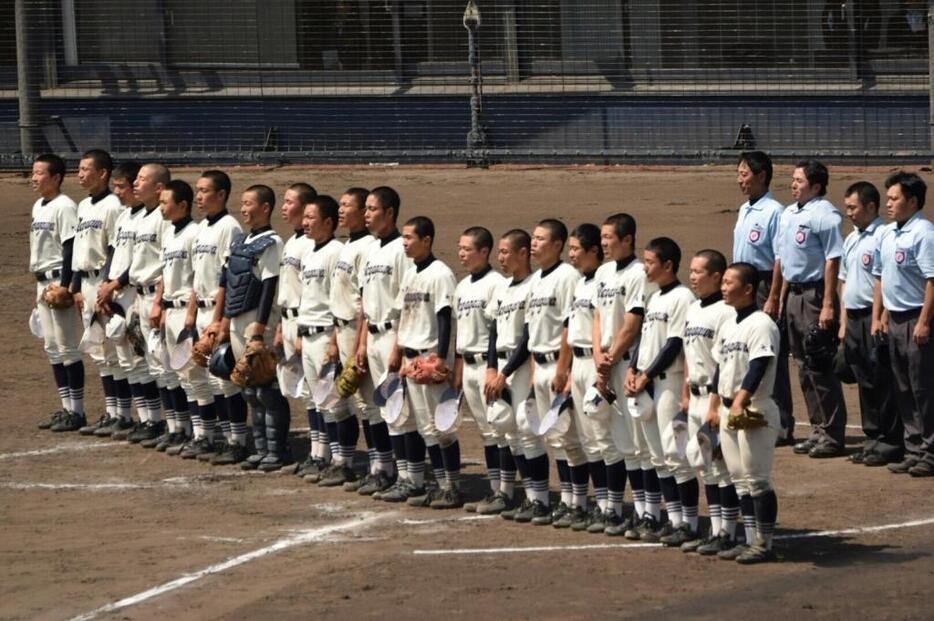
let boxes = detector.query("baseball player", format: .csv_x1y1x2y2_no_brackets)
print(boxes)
268,183,319,477
295,195,358,486
94,161,161,440
563,223,605,528
386,216,461,508
714,262,782,564
453,226,507,511
593,214,650,536
776,160,848,458
680,249,742,555
624,237,698,545
190,170,248,465
149,180,202,453
126,164,178,444
522,219,586,525
839,182,902,467
214,185,288,472
483,229,536,517
29,154,84,432
733,151,795,445
70,150,126,435
873,171,934,477
355,187,416,497
328,188,390,493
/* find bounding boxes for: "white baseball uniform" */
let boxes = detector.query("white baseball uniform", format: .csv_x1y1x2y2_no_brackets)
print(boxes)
683,293,735,486
30,193,82,365
455,266,506,446
298,237,350,421
330,230,379,422
527,261,586,467
129,205,177,389
715,308,781,498
278,229,315,404
191,209,243,397
161,218,211,404
73,191,124,376
567,268,603,463
397,257,458,447
592,256,654,465
635,281,695,482
361,232,416,434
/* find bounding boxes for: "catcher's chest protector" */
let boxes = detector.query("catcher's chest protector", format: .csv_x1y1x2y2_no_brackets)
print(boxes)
224,233,277,318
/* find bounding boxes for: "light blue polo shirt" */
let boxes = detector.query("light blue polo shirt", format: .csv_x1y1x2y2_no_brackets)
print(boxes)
872,211,934,312
841,217,885,310
776,197,844,283
733,191,784,272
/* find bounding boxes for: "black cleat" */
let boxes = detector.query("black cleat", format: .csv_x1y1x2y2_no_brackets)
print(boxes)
51,411,87,432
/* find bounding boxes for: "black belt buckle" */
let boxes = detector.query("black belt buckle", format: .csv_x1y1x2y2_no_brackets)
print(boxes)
34,269,61,282
299,325,328,337
572,347,592,358
197,299,213,309
403,347,429,358
136,284,156,295
463,352,486,364
533,351,558,364
367,321,392,334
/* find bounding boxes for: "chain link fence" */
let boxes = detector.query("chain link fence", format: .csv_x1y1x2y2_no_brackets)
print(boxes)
5,0,931,166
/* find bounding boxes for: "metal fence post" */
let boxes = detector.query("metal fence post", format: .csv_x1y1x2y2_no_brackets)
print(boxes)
15,0,42,164
464,0,488,167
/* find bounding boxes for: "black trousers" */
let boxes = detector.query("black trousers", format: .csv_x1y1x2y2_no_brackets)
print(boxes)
888,309,934,465
844,309,902,459
758,273,794,437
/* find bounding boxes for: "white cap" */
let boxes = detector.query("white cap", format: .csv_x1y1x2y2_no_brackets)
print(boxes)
627,390,655,422
29,308,43,339
278,353,305,399
434,387,461,433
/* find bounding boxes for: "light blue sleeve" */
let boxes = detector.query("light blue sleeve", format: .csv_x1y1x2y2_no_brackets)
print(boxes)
819,209,844,261
917,224,934,279
871,228,885,278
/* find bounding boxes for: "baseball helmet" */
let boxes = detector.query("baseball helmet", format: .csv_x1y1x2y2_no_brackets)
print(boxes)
804,325,838,372
209,342,236,380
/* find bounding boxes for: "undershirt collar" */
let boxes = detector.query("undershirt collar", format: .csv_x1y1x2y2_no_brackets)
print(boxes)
349,229,368,241
539,260,562,279
313,237,334,252
700,291,722,307
206,208,228,225
616,254,636,271
736,303,757,323
659,280,680,294
90,188,111,204
172,215,193,233
471,264,492,282
416,254,436,272
380,229,400,247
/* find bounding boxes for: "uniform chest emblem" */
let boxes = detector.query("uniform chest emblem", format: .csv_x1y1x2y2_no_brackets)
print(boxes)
895,249,906,264
748,229,761,243
794,229,807,245
861,252,872,267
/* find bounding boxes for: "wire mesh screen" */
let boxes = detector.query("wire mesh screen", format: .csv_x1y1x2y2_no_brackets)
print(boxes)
3,0,930,166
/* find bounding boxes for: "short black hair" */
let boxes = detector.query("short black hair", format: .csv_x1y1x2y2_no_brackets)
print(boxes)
310,194,339,230
290,182,317,206
646,236,682,273
462,226,494,253
570,223,604,261
166,179,194,214
245,184,275,210
143,163,171,186
695,249,727,276
34,154,66,185
885,171,927,210
602,213,636,242
502,228,531,254
405,216,435,241
81,149,113,175
844,181,880,211
795,159,829,196
112,161,140,184
738,151,773,187
728,261,761,293
537,218,568,245
370,186,400,221
343,187,369,209
201,170,231,200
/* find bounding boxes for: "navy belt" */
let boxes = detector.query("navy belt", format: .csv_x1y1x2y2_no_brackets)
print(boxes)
77,269,102,279
282,307,300,319
533,351,559,364
298,325,331,336
788,280,822,294
160,299,187,309
403,347,432,358
462,352,487,364
889,308,922,322
334,317,356,327
197,299,215,309
367,321,394,334
846,307,872,319
689,384,715,396
572,347,593,358
34,269,61,282
136,284,157,295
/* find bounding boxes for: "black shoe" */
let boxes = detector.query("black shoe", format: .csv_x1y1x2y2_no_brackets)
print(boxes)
529,500,553,525
848,451,865,464
642,520,673,543
697,532,737,556
809,443,845,459
257,452,284,472
477,492,514,515
862,452,891,467
661,523,699,548
113,421,140,441
79,415,111,436
557,505,587,529
506,498,533,522
157,431,187,452
586,505,607,534
602,508,623,533
549,502,571,527
96,417,131,437
51,411,87,432
38,410,66,430
198,439,227,462
793,439,816,455
141,431,170,449
735,542,777,564
181,437,214,460
358,471,394,496
775,433,797,448
888,456,919,474
212,442,248,465
430,486,465,510
606,512,636,537
128,420,164,443
908,460,934,477
319,466,357,488
293,455,317,477
632,515,661,541
570,505,594,531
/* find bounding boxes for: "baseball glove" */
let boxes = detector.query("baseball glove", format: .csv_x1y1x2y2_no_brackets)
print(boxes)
804,325,838,372
727,407,768,431
42,283,74,309
336,361,361,398
125,314,146,356
230,341,278,387
191,332,216,368
407,353,451,385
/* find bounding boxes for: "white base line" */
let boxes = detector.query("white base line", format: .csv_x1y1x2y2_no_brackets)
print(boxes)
0,442,121,460
68,512,391,621
794,421,863,431
402,515,496,525
413,516,934,556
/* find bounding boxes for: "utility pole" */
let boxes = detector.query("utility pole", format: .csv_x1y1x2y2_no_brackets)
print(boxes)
15,0,43,163
464,1,488,167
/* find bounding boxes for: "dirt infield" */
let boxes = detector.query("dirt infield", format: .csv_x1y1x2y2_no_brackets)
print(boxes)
1,165,932,620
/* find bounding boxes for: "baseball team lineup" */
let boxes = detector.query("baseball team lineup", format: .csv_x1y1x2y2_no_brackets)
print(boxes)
26,151,934,568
